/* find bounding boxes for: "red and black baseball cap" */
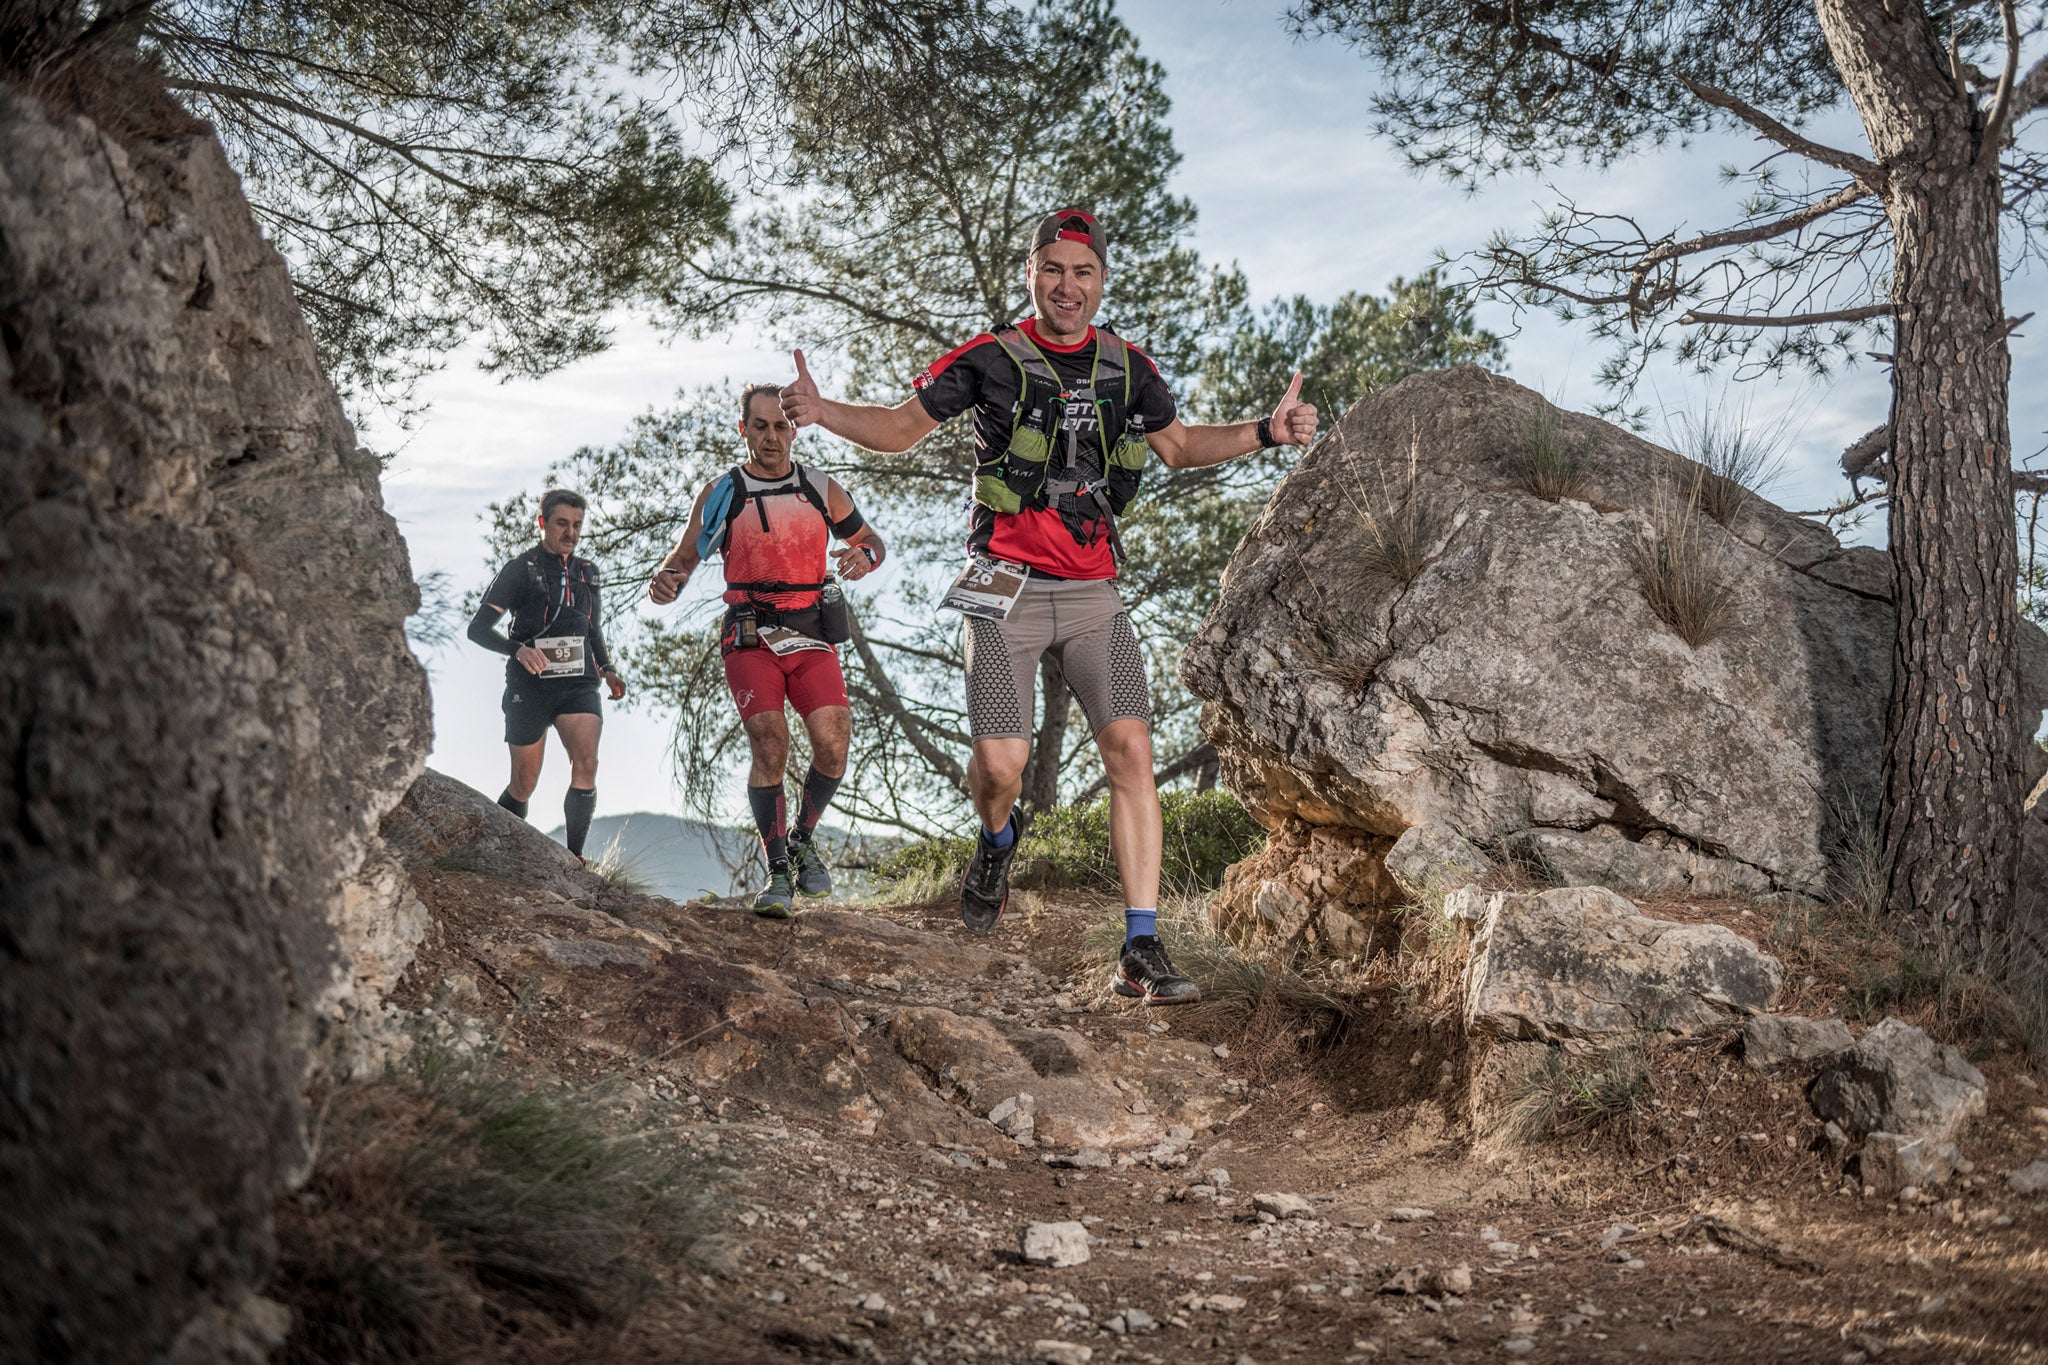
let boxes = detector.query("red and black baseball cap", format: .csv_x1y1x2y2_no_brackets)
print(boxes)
1031,208,1106,266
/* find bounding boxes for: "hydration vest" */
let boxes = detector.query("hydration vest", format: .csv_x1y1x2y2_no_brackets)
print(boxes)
700,462,834,597
972,325,1150,541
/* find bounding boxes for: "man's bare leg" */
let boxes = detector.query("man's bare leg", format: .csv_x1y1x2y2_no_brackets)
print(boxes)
501,739,545,818
1096,717,1162,911
743,710,797,914
554,712,602,858
967,737,1030,835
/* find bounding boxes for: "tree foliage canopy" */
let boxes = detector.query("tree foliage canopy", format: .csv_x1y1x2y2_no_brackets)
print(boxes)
483,1,1502,836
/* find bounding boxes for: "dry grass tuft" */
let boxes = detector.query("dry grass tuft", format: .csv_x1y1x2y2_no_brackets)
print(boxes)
272,1045,714,1364
1493,1043,1653,1148
1338,447,1448,586
586,832,655,895
1665,403,1788,528
1634,477,1741,646
1504,404,1594,503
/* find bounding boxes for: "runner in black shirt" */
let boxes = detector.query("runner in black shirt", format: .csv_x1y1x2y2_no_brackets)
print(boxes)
467,488,625,861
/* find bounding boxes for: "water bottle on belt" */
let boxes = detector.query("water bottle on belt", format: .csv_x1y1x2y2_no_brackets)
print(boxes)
818,575,852,644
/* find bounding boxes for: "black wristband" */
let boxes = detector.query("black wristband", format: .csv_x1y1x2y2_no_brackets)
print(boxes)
1256,416,1278,449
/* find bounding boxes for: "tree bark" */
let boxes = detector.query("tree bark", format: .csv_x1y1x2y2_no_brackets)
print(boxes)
1022,657,1071,816
1817,0,2028,946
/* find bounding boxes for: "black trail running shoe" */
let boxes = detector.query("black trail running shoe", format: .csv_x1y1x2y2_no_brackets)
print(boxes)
790,838,832,897
960,820,1019,934
753,867,797,919
1115,934,1201,1005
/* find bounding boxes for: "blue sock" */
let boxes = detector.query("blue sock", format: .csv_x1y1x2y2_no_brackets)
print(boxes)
1125,907,1157,943
982,812,1016,848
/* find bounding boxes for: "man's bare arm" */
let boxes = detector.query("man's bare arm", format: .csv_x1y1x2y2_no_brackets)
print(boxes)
1148,371,1317,469
649,484,713,604
779,348,939,453
825,476,886,581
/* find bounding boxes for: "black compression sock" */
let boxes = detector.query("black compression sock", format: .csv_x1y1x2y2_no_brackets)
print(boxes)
793,766,843,840
498,789,530,820
748,782,788,869
564,786,596,857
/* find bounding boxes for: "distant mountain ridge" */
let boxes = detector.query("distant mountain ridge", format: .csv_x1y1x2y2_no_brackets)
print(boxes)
544,811,876,901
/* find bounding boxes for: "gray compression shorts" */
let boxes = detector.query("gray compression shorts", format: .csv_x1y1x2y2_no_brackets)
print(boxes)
963,576,1151,741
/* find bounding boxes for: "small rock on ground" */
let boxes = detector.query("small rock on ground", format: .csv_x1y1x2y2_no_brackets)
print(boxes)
1021,1220,1092,1268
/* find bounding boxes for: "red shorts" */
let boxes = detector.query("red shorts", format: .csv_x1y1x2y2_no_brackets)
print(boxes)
722,644,848,720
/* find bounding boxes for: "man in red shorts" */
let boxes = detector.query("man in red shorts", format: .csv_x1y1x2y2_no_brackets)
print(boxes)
778,208,1317,1002
648,383,886,915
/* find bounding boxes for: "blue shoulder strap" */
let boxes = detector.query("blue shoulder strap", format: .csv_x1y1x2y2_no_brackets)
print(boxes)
695,470,741,559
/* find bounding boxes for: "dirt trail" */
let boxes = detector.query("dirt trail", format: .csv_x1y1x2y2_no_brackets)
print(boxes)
393,849,2048,1364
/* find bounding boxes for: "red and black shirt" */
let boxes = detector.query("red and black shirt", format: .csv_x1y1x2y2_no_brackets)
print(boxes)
914,317,1177,580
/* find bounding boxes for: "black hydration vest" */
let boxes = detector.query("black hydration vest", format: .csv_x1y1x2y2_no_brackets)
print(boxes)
701,461,835,596
972,325,1150,546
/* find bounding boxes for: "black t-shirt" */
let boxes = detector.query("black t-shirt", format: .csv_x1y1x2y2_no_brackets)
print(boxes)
478,547,611,685
914,318,1178,578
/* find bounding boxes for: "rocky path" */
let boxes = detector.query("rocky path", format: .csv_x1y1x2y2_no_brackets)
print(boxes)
384,779,2048,1363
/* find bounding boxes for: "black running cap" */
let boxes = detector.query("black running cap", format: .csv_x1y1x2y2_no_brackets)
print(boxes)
1031,208,1105,266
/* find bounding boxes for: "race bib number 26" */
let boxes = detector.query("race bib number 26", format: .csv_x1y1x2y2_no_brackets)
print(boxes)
939,556,1027,620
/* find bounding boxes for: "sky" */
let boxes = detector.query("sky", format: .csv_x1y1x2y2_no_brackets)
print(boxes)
376,0,2048,829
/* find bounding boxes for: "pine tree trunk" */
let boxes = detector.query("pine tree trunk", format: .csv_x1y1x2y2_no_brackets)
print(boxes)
1817,0,2027,945
1023,658,1070,816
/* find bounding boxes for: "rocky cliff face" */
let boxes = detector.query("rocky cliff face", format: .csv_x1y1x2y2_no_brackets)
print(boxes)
0,78,430,1364
1183,367,2048,926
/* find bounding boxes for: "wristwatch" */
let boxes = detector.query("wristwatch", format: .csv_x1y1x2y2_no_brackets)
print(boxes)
1256,416,1279,449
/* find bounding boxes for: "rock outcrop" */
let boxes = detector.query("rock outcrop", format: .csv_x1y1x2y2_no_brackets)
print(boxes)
1,72,430,1365
1455,885,1783,1042
1183,367,2048,918
1809,1017,1988,1146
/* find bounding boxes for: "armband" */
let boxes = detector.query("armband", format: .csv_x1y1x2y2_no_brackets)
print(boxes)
830,505,867,539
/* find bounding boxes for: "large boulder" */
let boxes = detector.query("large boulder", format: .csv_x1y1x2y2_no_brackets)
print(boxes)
1183,367,2048,915
1458,885,1784,1042
0,70,430,1365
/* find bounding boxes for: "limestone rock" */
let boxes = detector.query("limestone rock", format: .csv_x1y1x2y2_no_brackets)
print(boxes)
1810,1018,1987,1144
2006,1160,2048,1195
1860,1131,1961,1196
1463,885,1783,1042
383,768,587,897
1021,1221,1092,1267
1252,1192,1314,1219
1183,366,2048,910
1743,1014,1854,1070
1386,822,1495,896
0,76,429,1363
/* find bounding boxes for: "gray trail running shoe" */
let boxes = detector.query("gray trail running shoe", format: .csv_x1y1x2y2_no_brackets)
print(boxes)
1114,934,1201,1005
753,867,796,919
790,837,832,897
959,820,1020,934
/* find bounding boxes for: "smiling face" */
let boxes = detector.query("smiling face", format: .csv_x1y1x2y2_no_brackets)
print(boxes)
740,388,795,474
1027,238,1105,344
538,502,583,556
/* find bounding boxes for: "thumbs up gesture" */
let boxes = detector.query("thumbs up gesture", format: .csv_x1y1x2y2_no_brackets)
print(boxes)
1269,371,1318,448
780,349,820,428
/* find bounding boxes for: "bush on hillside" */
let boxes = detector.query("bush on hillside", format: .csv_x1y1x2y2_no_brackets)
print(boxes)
271,1044,713,1363
874,789,1264,897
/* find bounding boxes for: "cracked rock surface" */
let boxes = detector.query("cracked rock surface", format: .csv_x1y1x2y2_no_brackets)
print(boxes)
1183,366,2048,911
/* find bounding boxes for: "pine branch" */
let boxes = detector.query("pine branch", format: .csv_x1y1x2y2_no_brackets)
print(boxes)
1677,303,1891,327
1980,0,2023,159
1677,77,1885,189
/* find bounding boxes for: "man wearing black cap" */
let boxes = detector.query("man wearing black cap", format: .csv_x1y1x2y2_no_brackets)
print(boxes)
779,208,1316,1005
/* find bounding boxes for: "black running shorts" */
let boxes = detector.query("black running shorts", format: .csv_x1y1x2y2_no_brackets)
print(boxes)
962,577,1150,742
502,679,602,746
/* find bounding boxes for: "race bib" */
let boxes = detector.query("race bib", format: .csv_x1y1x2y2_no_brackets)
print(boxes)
761,626,833,656
939,556,1027,620
534,635,586,677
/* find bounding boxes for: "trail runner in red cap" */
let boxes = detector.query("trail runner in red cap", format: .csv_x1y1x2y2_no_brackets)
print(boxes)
648,383,886,916
778,208,1316,1003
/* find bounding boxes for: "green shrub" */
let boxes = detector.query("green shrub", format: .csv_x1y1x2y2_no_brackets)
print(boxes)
873,788,1264,896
